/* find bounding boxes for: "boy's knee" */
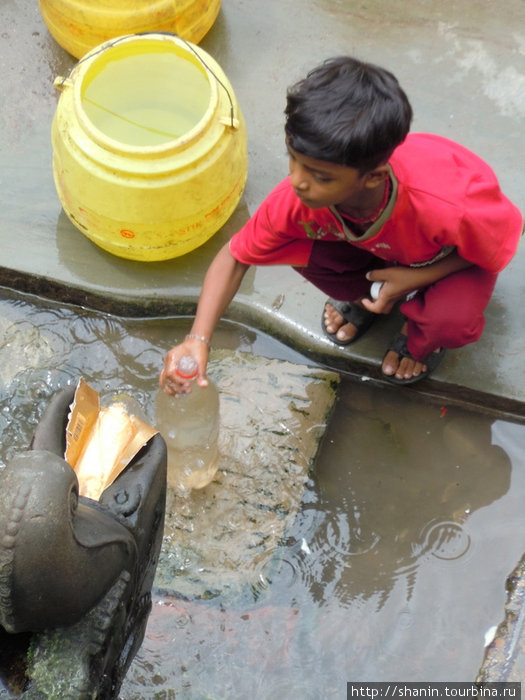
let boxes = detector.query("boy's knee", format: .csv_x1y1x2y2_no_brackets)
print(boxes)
440,316,485,347
422,311,485,349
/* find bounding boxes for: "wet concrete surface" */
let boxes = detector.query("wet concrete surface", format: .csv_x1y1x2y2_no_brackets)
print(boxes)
1,0,524,685
1,0,524,420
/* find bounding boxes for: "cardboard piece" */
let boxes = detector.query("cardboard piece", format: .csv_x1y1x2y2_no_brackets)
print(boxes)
65,378,158,500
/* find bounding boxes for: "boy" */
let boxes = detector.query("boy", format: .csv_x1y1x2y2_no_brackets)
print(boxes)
160,56,522,393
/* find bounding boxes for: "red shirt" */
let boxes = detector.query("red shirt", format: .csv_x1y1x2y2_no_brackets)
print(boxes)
229,133,522,273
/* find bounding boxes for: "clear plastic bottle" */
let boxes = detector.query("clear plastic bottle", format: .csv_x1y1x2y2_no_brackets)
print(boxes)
155,356,220,491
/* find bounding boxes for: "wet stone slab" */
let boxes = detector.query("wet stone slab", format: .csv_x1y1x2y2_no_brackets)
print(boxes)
477,553,525,682
155,349,340,601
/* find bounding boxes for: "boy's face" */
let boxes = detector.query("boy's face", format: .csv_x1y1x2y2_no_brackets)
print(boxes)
287,145,376,210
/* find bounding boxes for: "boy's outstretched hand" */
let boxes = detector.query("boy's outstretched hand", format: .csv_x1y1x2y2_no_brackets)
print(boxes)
158,244,251,396
159,337,210,395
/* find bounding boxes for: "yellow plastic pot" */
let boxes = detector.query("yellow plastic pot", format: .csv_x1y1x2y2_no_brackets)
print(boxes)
51,33,247,261
39,0,221,58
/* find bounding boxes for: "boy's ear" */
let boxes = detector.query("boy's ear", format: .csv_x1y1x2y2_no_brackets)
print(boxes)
364,165,390,189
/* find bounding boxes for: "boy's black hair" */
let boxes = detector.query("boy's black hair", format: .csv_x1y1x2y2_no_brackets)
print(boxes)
285,56,413,173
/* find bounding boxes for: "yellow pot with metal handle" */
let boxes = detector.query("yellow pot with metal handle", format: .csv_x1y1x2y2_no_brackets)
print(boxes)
39,0,221,58
51,33,247,261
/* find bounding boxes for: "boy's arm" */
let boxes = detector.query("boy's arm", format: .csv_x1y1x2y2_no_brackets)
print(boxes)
362,249,473,314
160,243,250,394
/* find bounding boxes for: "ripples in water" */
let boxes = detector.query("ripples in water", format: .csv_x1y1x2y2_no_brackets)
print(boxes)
1,289,524,696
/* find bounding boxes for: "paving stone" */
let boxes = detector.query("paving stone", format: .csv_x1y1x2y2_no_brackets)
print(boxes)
477,554,525,682
155,349,340,601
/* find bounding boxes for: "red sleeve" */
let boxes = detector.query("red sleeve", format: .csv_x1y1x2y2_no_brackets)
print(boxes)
229,180,314,266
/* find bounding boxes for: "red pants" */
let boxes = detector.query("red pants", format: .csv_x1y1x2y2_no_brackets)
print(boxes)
294,241,498,360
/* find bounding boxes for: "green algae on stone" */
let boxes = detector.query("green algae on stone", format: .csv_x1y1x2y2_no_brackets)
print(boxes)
25,573,133,699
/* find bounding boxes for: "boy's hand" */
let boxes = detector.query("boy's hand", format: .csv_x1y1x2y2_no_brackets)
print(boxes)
361,267,419,313
159,338,209,395
362,251,473,314
158,245,250,396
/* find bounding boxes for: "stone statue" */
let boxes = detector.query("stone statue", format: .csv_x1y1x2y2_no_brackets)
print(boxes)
0,385,167,698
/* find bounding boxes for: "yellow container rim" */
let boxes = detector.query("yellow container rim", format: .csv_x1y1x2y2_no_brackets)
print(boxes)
64,33,232,158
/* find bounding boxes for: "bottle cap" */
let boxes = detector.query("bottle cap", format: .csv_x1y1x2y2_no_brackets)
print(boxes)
176,355,199,379
370,281,383,300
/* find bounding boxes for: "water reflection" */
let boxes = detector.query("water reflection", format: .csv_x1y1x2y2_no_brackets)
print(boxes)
0,293,167,465
306,386,511,609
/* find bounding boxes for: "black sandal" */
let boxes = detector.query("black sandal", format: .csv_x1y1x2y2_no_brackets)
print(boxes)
382,332,446,384
322,298,376,347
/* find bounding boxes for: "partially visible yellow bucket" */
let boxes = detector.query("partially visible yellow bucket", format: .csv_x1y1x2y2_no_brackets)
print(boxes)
39,0,222,58
52,33,247,261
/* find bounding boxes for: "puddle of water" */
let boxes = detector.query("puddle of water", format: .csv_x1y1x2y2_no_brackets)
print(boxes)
0,288,523,698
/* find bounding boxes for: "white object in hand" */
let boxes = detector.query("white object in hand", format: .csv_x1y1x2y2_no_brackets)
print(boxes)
370,282,383,300
370,281,420,301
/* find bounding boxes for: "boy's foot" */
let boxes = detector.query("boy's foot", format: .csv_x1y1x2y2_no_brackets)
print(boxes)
382,324,445,384
322,299,376,346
